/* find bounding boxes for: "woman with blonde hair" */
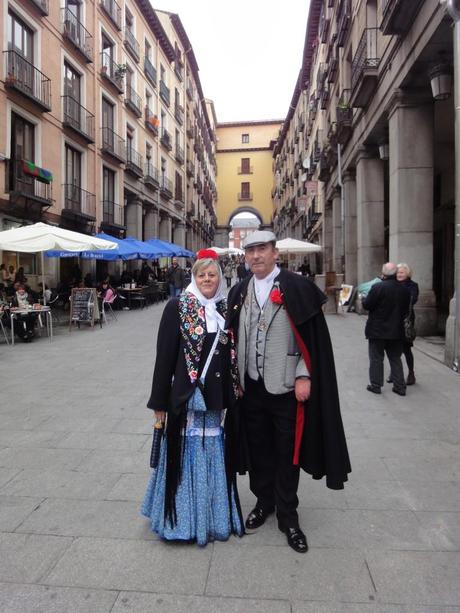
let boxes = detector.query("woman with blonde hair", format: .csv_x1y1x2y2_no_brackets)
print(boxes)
141,249,243,545
396,263,419,385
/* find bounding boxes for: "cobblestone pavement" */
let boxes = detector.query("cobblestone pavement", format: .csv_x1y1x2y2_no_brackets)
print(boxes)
0,303,459,612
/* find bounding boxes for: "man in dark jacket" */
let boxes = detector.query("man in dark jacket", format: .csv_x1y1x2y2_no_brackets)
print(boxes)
362,262,410,396
167,258,185,297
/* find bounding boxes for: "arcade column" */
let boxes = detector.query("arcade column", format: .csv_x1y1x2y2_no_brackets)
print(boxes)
343,170,357,286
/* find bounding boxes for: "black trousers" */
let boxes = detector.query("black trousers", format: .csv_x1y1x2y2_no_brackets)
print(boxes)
369,339,405,391
242,376,300,527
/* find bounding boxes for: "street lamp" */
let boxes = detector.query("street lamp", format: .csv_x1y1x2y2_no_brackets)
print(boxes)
429,62,453,100
378,142,389,160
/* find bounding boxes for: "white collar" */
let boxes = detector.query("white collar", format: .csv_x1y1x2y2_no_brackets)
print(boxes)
253,266,280,307
185,273,226,333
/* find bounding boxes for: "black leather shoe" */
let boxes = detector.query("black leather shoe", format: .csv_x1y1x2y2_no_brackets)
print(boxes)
245,507,274,531
392,387,406,396
279,524,308,553
387,376,393,383
366,384,381,394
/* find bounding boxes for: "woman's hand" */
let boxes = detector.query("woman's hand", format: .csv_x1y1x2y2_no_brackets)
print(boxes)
154,410,166,423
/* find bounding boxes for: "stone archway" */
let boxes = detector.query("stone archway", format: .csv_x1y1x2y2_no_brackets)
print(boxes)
214,206,272,247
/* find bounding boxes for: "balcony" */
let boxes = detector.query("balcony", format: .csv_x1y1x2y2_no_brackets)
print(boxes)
144,107,159,136
318,152,331,183
350,28,379,108
380,0,424,36
144,56,157,87
62,8,93,62
160,176,173,200
159,80,170,106
101,201,125,233
144,162,159,188
187,202,196,217
29,0,49,15
238,165,253,174
124,27,140,62
195,177,203,194
6,159,53,208
175,60,184,82
62,184,96,220
320,84,330,110
175,188,184,207
125,146,143,178
62,96,95,143
186,121,194,138
4,51,51,111
319,12,330,44
336,89,353,145
100,52,124,93
100,0,122,30
337,0,351,47
186,160,194,177
101,127,126,163
160,128,172,151
174,104,184,125
238,192,253,201
298,112,305,132
125,85,142,118
175,144,185,165
186,77,194,100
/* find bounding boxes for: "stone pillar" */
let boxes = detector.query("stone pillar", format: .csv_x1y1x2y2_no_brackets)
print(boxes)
144,207,159,240
388,94,437,335
214,225,229,247
343,171,357,286
332,188,343,273
159,213,172,242
173,221,186,246
323,202,333,272
125,199,142,239
356,150,385,283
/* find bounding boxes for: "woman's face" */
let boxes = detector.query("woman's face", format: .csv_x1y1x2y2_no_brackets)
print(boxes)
195,264,220,298
396,267,409,282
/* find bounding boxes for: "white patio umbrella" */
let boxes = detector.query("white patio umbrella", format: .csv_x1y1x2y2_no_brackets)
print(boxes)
209,246,244,256
275,237,322,254
0,222,117,304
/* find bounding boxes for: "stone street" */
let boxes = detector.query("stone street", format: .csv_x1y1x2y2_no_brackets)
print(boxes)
0,303,459,612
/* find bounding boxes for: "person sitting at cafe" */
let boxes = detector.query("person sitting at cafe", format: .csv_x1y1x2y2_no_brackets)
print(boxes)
84,273,94,288
14,266,27,284
38,283,52,304
11,283,39,342
120,269,132,285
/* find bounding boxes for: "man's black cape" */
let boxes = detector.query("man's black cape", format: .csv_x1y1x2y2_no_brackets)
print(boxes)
226,268,351,490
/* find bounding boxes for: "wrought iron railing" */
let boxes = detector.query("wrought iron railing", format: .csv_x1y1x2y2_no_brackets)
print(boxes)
4,50,51,110
186,160,194,176
30,0,49,15
337,89,352,124
62,96,95,141
186,77,194,99
175,144,184,164
175,187,184,203
7,159,52,203
144,107,159,135
160,176,173,197
100,52,124,92
102,200,124,226
144,56,157,86
159,80,170,106
63,184,96,218
62,8,93,61
174,104,184,125
337,0,351,47
100,0,122,30
160,128,172,150
144,162,159,185
238,192,253,201
351,28,379,92
101,126,126,161
125,85,142,116
124,27,140,61
126,146,143,174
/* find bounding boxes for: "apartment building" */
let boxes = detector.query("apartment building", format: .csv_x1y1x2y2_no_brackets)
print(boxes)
215,120,282,246
0,0,217,286
274,0,456,352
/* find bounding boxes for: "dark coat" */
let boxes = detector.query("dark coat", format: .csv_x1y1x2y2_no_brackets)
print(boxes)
362,277,410,340
227,268,351,490
401,279,419,306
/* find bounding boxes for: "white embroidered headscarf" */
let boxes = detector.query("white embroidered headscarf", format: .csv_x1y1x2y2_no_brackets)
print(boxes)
185,258,226,332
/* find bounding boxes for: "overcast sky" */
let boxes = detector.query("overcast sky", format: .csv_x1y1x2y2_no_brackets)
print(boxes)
154,0,310,123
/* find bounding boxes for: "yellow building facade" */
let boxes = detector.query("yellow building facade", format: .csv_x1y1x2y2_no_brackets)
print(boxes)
214,120,281,246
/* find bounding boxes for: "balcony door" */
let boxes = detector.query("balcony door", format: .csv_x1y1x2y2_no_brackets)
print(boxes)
102,97,114,149
103,167,116,223
64,62,81,128
10,112,35,194
7,11,34,94
65,144,82,211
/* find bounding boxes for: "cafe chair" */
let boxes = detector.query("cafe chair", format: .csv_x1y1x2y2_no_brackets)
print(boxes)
0,314,10,345
102,290,118,323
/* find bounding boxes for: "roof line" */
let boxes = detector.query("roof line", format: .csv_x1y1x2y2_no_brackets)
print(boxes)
217,119,284,127
134,0,175,62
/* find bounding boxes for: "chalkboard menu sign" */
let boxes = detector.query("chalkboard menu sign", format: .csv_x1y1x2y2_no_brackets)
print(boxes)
69,288,98,329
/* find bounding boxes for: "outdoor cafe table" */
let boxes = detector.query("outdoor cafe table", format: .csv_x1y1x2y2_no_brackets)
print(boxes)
117,286,148,309
9,306,52,346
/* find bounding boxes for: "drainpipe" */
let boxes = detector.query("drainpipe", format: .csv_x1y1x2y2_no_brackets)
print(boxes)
337,143,345,276
443,0,460,371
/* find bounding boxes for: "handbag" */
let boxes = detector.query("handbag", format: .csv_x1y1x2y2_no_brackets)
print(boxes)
149,420,164,468
186,329,223,413
403,297,416,343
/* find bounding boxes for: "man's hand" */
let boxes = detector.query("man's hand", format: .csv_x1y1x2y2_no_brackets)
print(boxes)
154,410,166,422
295,378,311,402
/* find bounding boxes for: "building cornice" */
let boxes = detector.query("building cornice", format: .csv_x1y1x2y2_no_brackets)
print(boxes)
134,0,175,62
216,147,273,153
217,119,284,128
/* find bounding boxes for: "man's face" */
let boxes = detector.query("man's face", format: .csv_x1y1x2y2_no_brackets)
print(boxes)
245,243,278,279
172,258,178,267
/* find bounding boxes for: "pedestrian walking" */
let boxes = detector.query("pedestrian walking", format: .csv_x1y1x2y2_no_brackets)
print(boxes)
396,262,419,385
236,256,250,282
223,260,233,288
141,249,244,546
227,230,350,554
363,262,411,396
166,257,185,297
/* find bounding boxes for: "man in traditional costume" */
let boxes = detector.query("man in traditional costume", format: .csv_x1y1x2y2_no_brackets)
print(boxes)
227,231,351,553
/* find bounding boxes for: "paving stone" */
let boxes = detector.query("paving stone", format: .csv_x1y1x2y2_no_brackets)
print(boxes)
0,496,43,531
111,592,291,613
206,544,374,601
0,469,121,500
0,582,118,613
37,416,122,433
367,551,460,606
111,418,152,434
0,430,66,448
0,533,72,583
415,512,460,551
383,457,460,482
0,447,89,471
400,480,460,512
344,456,395,482
292,603,460,612
75,449,149,474
344,480,414,511
45,537,211,593
0,468,21,489
55,431,148,451
0,414,52,431
105,474,149,502
16,498,155,540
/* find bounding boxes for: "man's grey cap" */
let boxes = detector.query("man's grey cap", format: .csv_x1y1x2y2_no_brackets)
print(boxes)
243,230,277,249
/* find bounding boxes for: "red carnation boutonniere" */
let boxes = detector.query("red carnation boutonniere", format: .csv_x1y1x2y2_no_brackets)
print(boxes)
270,287,283,305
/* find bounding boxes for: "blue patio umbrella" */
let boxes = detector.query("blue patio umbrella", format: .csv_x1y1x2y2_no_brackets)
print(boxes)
146,238,195,258
124,236,167,259
46,232,138,260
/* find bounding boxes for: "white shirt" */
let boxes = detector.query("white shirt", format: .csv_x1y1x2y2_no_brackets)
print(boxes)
253,265,280,308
